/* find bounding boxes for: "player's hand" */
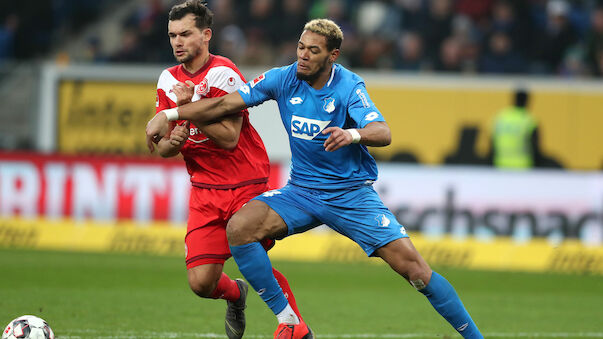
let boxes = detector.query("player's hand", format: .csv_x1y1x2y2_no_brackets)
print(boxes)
169,121,190,147
146,111,170,152
172,80,195,106
322,127,354,152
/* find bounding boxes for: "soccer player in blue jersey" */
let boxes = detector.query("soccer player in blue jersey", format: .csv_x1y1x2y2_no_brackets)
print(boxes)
147,18,483,339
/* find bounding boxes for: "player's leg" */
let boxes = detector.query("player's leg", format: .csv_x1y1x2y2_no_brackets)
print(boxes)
260,238,304,320
186,186,236,297
272,268,303,320
186,226,249,339
186,263,241,300
186,185,250,339
227,186,316,338
227,200,295,322
376,239,483,338
323,185,482,338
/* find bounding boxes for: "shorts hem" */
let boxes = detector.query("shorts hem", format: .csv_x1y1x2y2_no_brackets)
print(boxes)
253,195,294,236
186,254,231,269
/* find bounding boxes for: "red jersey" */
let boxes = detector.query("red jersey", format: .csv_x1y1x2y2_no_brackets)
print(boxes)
156,55,270,189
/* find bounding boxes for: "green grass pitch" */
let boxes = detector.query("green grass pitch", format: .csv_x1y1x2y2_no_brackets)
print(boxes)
1,249,602,338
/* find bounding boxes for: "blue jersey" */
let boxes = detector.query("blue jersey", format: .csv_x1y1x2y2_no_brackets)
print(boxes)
238,62,386,189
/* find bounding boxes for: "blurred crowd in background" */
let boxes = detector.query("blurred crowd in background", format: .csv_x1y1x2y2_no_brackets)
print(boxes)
2,0,603,77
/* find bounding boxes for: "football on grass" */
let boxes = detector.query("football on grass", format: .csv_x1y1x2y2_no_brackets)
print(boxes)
2,316,54,339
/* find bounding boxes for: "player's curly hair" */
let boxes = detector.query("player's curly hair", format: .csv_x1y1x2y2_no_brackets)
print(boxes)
303,19,343,51
169,0,213,29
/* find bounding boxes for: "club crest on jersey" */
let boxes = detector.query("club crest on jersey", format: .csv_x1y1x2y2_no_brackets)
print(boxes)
323,97,335,113
227,77,236,86
250,73,265,88
291,115,331,140
196,78,209,96
376,214,391,227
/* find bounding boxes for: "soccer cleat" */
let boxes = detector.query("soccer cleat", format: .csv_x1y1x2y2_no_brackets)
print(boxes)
273,320,314,339
225,279,248,339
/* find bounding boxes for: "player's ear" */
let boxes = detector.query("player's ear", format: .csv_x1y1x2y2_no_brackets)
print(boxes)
329,49,340,63
202,28,212,43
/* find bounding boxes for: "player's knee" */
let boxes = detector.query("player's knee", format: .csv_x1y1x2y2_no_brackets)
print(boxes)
380,241,431,284
226,214,261,246
187,273,217,298
188,269,220,298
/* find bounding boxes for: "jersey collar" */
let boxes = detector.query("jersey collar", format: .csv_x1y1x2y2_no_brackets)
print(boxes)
181,54,215,78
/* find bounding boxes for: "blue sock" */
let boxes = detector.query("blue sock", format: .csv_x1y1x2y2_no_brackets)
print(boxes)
419,271,483,339
229,242,288,314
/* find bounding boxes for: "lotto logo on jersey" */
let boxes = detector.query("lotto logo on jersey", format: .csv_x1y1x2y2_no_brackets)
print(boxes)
250,73,265,88
291,115,331,140
262,190,282,197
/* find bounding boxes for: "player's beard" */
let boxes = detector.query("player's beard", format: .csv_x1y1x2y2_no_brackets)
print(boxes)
296,55,330,82
175,46,201,64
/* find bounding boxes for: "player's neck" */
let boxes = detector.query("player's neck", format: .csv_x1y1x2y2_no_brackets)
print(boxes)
182,51,210,74
307,64,333,90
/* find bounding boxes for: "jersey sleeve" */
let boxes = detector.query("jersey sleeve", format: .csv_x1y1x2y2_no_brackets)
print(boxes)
207,67,248,117
208,66,246,96
156,87,172,114
347,83,386,128
237,67,282,107
156,70,175,114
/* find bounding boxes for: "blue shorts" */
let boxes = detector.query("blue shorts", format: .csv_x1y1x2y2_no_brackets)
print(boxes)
252,183,408,256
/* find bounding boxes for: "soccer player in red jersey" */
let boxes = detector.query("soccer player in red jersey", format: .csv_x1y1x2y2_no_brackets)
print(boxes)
153,1,308,338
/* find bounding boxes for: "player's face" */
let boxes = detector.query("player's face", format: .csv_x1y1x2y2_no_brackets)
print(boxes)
168,14,209,64
296,30,338,82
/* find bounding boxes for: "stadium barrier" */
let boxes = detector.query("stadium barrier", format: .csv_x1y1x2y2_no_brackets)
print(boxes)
0,152,282,223
1,152,601,274
1,218,601,275
39,64,603,170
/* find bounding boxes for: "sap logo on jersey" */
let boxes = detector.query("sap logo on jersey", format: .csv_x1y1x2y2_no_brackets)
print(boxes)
291,115,331,140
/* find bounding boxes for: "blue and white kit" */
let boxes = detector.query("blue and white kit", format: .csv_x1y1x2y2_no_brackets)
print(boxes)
238,62,408,255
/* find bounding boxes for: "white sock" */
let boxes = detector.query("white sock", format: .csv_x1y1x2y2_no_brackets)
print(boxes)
276,303,300,324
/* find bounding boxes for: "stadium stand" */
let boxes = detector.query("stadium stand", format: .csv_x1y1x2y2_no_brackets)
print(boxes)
3,0,602,76
1,0,603,76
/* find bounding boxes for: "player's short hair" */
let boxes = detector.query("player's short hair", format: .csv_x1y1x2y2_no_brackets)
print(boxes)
169,0,213,29
303,19,343,51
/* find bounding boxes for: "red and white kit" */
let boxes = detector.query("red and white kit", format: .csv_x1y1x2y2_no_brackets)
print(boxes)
156,55,271,268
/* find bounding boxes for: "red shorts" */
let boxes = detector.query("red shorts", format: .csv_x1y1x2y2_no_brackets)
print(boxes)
185,182,274,269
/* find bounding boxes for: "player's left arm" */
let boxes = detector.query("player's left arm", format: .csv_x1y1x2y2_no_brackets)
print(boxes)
323,83,391,152
323,121,391,152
